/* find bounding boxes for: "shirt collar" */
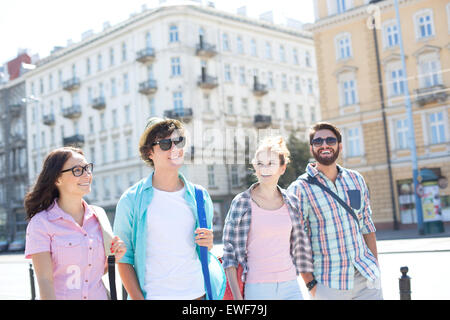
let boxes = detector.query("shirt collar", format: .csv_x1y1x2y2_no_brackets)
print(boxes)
306,162,344,178
46,198,92,221
142,170,195,199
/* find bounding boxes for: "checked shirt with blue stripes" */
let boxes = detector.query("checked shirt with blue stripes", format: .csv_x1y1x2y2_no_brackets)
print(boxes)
287,163,380,290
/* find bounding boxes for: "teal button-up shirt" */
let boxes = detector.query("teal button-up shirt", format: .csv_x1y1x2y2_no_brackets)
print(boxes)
113,171,215,299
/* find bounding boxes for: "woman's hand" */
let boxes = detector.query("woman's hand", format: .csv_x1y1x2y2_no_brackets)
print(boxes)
195,228,214,250
110,236,127,262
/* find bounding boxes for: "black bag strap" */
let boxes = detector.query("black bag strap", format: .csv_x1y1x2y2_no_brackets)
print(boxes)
302,175,360,229
107,255,117,300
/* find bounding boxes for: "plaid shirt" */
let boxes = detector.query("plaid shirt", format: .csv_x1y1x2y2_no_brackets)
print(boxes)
222,183,314,283
287,163,380,290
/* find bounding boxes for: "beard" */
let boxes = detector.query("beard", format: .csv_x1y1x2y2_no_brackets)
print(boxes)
312,147,339,166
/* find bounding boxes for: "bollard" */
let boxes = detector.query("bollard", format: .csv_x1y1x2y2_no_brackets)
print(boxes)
399,266,411,300
29,263,36,300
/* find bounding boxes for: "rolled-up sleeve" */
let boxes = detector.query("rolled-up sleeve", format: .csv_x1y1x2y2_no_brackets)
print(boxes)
359,176,376,235
113,194,135,265
221,201,239,270
25,215,51,259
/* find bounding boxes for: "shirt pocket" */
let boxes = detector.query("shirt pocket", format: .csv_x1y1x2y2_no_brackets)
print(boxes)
53,236,84,266
343,187,363,222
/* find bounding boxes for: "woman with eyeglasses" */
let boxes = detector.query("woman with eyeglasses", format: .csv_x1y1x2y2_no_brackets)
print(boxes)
113,117,225,300
24,147,126,300
222,136,314,300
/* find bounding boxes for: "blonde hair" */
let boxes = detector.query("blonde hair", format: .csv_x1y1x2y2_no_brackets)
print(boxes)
252,136,290,166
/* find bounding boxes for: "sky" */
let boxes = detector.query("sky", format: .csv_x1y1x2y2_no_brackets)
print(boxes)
0,0,315,65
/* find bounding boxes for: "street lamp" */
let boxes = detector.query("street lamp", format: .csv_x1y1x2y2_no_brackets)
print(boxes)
393,0,424,235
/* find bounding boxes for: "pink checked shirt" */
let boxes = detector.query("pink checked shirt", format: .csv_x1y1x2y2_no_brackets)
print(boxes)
25,199,108,300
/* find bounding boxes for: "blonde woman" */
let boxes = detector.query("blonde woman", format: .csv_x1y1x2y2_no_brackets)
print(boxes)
222,136,314,300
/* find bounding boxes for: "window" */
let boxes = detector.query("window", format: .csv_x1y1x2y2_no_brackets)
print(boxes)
149,98,156,116
48,74,53,92
145,32,152,48
224,64,232,82
297,105,304,119
279,45,286,62
103,177,111,200
395,118,409,150
241,98,248,113
383,21,399,48
97,54,102,72
284,104,290,119
121,42,127,61
207,165,215,187
386,62,405,97
100,113,106,131
126,138,133,158
310,106,316,122
227,97,234,114
418,53,441,88
338,72,358,106
204,94,211,112
293,49,299,65
113,140,120,161
295,76,301,93
173,92,183,111
123,73,129,93
101,143,107,164
268,72,274,89
239,66,246,84
171,57,181,76
308,79,314,95
335,33,352,60
250,39,257,57
265,42,272,59
428,112,446,144
114,175,122,197
86,58,91,76
271,102,276,118
88,116,94,133
237,36,244,54
415,10,434,39
109,47,115,66
346,127,362,157
281,74,288,91
112,109,118,128
110,78,116,97
169,25,179,43
222,34,230,51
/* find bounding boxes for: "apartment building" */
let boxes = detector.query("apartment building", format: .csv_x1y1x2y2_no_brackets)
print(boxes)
309,0,449,228
22,2,320,237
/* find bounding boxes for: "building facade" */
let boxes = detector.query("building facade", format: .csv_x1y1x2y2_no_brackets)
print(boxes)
23,2,320,238
309,0,450,228
0,77,28,249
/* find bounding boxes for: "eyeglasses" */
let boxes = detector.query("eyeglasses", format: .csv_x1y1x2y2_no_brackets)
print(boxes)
61,163,94,177
311,137,338,147
152,136,186,151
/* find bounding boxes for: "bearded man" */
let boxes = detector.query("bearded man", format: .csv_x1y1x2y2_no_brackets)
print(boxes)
288,122,383,300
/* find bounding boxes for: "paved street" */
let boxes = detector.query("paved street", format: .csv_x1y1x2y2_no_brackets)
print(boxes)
1,230,449,300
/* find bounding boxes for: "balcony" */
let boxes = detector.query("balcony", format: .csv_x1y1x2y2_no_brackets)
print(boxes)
254,114,272,129
197,74,218,89
63,134,85,148
62,105,82,119
8,102,24,117
91,96,106,110
415,84,448,106
164,108,193,123
136,47,156,64
252,77,268,96
42,114,55,126
62,77,80,91
196,36,217,58
138,79,157,95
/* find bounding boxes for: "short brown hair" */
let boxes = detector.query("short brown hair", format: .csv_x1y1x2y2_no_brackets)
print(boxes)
252,136,291,166
138,117,185,167
309,122,342,145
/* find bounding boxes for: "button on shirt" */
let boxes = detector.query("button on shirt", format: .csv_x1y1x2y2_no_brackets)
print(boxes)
25,199,108,300
287,163,379,291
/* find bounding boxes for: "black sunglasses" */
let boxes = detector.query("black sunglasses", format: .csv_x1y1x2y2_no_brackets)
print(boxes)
152,136,186,151
61,163,94,177
311,137,338,147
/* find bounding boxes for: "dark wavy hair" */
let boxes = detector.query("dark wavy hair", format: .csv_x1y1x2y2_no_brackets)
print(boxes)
24,147,84,221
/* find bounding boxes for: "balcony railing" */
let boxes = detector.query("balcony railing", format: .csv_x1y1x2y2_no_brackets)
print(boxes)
164,108,193,123
254,114,272,129
253,76,268,96
42,114,55,126
196,42,217,58
197,74,218,89
8,102,24,117
415,84,448,106
62,77,81,91
136,47,156,63
63,134,85,147
138,79,158,95
91,96,106,110
62,105,82,119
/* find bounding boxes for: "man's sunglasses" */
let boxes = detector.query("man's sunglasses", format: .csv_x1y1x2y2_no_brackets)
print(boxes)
61,163,94,177
311,137,338,147
152,136,186,151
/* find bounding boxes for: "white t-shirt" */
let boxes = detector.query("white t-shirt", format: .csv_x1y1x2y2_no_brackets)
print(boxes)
144,186,205,299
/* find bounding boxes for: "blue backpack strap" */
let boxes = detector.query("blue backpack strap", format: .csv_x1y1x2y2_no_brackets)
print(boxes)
194,186,213,300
